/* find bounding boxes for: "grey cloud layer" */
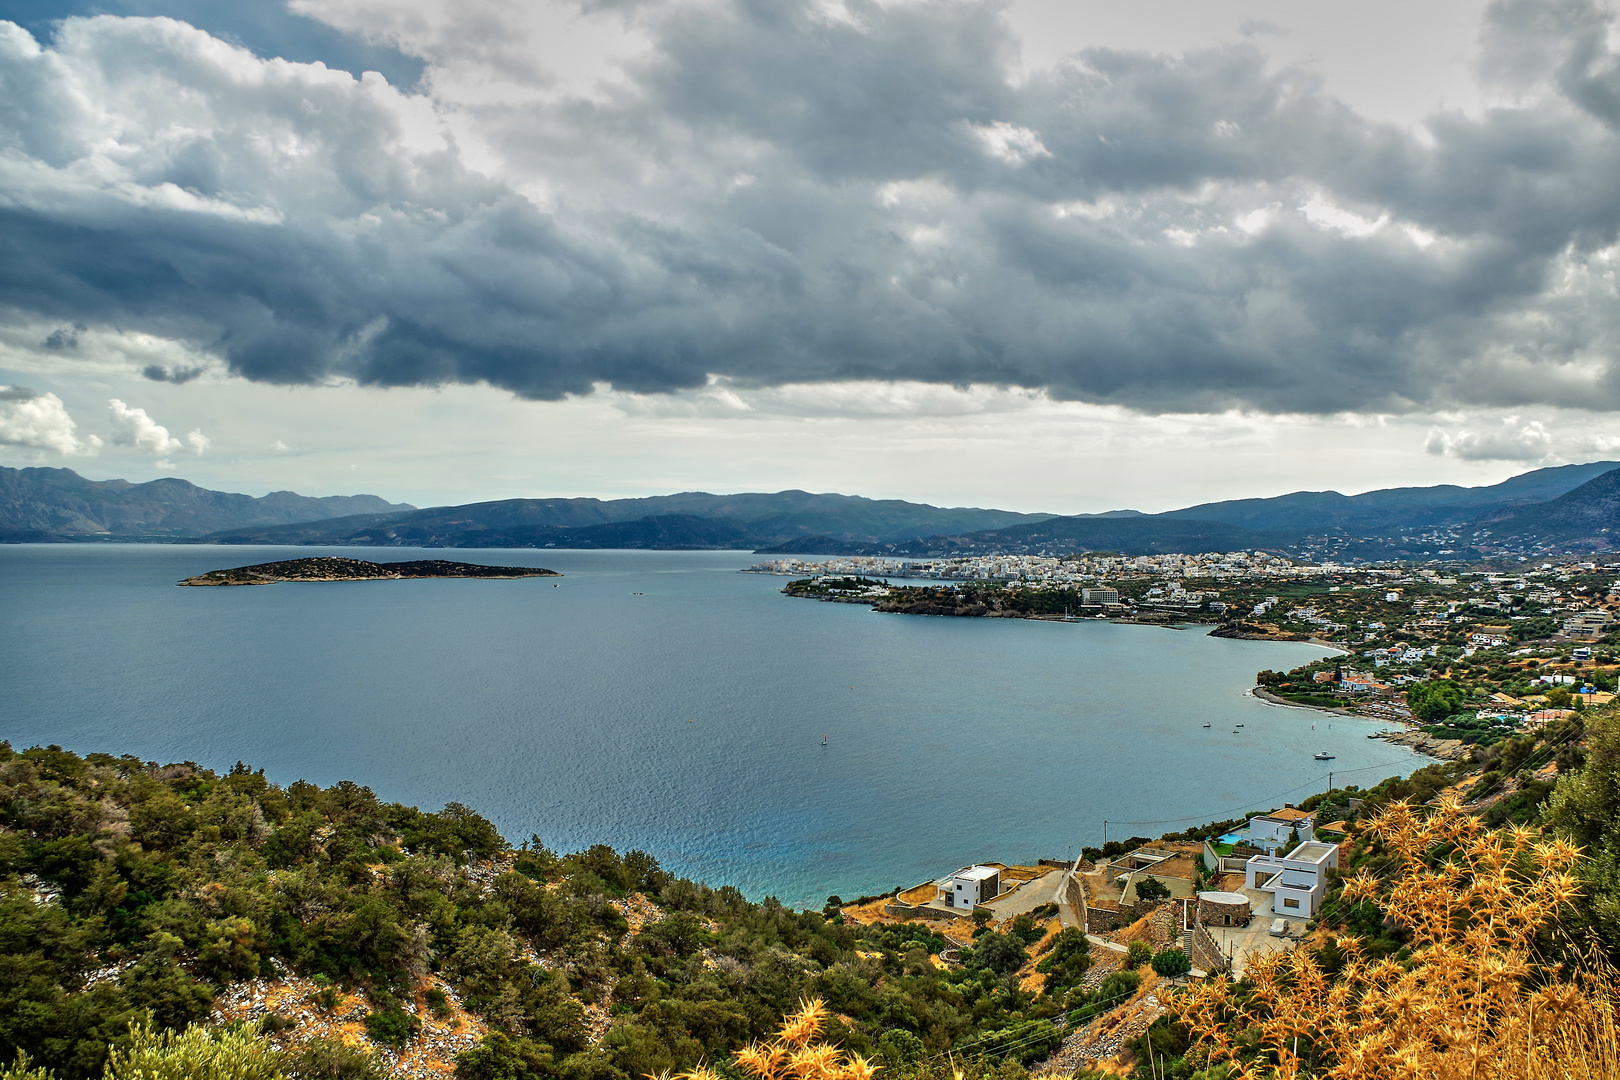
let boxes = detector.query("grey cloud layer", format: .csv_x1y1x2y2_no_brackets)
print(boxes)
5,0,1620,412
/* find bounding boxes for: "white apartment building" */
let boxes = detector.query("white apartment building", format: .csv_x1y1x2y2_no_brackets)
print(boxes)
1244,840,1339,917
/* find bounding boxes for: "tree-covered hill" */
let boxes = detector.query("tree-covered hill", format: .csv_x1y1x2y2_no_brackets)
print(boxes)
0,743,1101,1079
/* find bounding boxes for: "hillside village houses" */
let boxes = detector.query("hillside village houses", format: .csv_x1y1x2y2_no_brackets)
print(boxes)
756,552,1620,735
747,550,1334,585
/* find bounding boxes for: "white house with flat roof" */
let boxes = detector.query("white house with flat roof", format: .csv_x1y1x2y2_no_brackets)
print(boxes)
937,866,1001,910
1244,840,1339,917
1244,806,1317,852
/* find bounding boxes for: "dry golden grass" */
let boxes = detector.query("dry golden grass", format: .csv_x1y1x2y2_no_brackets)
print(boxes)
838,899,893,925
896,882,940,905
1172,794,1618,1080
667,999,878,1080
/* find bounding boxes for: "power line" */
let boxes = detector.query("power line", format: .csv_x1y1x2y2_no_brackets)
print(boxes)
1100,754,1427,830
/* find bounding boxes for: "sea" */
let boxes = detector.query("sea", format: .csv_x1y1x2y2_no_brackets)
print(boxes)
0,544,1432,909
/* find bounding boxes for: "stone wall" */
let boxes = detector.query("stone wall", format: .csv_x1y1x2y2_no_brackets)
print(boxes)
882,902,967,922
1084,905,1127,932
1064,872,1087,930
1187,922,1225,972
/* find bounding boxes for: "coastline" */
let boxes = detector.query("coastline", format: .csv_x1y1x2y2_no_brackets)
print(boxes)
1248,689,1465,760
1248,685,1357,717
785,592,1358,651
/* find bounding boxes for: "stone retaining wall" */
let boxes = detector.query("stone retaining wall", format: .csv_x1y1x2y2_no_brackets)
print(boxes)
1085,904,1129,932
1187,922,1225,972
1063,872,1085,924
883,902,967,921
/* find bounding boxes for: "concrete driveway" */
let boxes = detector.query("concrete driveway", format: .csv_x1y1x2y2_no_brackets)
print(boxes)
985,870,1062,919
1200,888,1297,975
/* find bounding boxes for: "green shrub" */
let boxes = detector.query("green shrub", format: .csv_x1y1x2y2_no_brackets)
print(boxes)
877,1028,925,1066
105,1022,284,1080
363,1007,417,1050
1093,969,1141,1007
1133,876,1171,903
1150,948,1192,977
1124,940,1153,967
284,1037,388,1080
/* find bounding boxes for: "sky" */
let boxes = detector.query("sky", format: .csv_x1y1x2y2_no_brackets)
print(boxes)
5,0,1620,513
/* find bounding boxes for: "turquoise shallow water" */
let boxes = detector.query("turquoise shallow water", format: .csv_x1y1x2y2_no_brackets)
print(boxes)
0,545,1429,908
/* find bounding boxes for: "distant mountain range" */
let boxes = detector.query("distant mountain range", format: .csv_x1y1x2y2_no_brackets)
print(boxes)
0,467,414,541
763,462,1620,559
6,462,1620,559
198,490,1055,549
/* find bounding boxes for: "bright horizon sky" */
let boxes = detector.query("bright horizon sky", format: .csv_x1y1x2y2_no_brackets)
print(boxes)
5,0,1620,513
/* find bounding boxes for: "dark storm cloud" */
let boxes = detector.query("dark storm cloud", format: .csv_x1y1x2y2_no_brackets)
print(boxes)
6,0,1620,413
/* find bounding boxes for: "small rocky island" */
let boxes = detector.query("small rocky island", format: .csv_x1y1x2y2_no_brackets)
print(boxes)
178,557,560,586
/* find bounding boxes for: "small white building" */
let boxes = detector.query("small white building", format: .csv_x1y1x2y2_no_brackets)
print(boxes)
1244,840,1339,917
1243,806,1317,852
938,865,1001,910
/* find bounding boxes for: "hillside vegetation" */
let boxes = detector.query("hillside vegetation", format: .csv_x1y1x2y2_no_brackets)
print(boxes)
0,744,1100,1080
7,707,1620,1079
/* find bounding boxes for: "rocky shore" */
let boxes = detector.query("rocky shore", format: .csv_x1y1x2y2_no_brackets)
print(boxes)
1373,728,1469,760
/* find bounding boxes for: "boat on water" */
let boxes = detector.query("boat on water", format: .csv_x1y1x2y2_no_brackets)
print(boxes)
1202,723,1211,728
1314,751,1336,760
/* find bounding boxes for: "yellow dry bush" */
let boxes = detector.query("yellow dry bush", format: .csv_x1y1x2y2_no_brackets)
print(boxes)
1171,794,1619,1080
669,999,879,1080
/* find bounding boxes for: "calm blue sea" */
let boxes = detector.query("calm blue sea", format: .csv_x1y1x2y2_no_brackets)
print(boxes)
0,545,1430,908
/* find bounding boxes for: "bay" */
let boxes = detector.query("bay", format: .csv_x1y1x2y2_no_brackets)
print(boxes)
0,544,1430,908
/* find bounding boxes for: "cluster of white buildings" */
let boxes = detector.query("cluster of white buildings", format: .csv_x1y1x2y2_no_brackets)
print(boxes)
746,550,1332,586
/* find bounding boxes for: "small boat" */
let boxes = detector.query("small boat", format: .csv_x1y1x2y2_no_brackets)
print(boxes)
1236,724,1245,728
1314,751,1336,760
821,735,828,746
1202,723,1211,728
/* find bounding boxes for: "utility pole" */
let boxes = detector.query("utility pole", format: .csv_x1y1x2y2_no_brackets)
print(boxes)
1102,820,1108,851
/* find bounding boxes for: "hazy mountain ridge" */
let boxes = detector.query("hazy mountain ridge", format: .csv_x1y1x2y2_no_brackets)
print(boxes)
763,464,1620,558
201,490,1059,548
8,464,1620,556
1158,460,1620,533
0,467,415,540
1471,468,1620,545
